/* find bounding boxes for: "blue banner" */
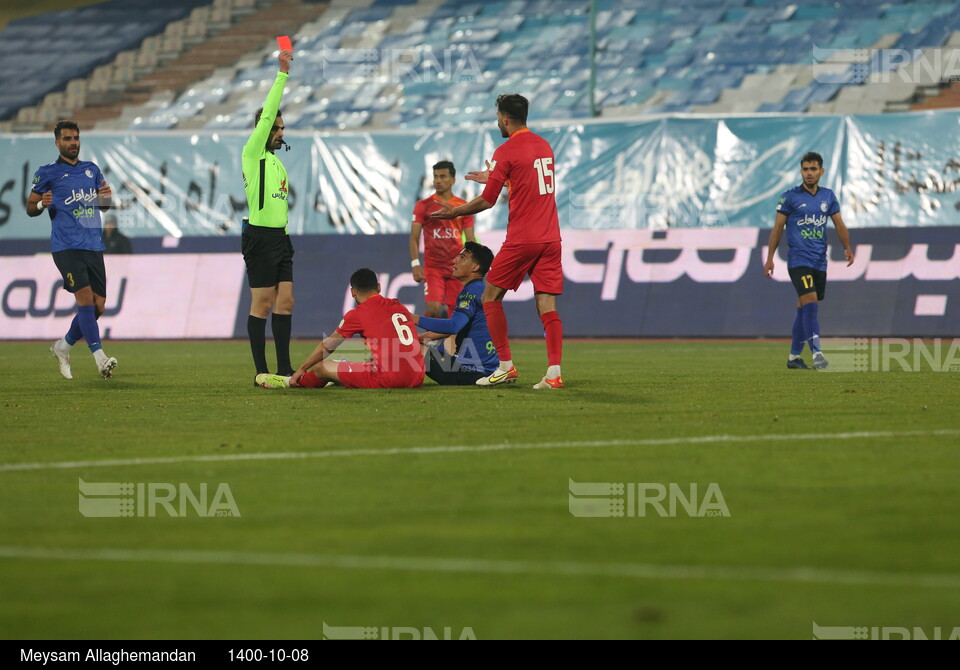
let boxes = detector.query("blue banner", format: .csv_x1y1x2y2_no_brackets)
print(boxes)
2,111,959,240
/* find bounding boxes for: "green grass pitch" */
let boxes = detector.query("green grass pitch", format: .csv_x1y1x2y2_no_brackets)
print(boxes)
1,339,958,640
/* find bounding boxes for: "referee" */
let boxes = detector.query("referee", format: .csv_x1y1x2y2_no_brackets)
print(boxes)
242,48,295,385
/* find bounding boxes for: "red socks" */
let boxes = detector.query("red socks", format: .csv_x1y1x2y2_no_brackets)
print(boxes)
483,301,513,363
540,311,563,366
298,370,323,388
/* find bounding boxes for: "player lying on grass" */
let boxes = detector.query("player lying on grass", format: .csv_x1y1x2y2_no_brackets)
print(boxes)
256,268,424,389
412,242,500,385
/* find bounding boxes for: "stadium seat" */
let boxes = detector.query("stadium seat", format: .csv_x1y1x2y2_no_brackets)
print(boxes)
6,0,958,128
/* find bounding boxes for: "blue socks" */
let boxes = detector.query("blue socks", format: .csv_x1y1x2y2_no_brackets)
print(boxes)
64,315,83,347
76,305,103,353
790,307,804,356
801,302,821,354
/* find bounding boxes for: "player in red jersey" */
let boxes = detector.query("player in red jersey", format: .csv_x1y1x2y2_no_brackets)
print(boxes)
431,94,564,389
410,160,476,320
256,268,424,389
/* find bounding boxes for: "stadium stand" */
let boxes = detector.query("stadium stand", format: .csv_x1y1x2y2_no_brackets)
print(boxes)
1,0,324,132
1,0,959,132
0,0,209,124
175,0,960,130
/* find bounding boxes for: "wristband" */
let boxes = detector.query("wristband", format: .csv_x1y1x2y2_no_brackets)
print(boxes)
411,259,421,268
37,201,45,212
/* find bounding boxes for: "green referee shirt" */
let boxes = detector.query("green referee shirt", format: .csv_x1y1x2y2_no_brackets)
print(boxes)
242,71,290,229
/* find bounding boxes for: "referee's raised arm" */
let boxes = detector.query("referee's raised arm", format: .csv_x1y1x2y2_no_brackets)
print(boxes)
244,50,291,159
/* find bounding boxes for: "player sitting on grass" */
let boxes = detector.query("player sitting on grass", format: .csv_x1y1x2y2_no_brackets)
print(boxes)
257,268,425,390
413,242,499,385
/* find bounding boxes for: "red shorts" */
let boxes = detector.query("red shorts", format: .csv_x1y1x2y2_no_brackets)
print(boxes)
336,360,425,389
486,241,563,294
423,266,461,314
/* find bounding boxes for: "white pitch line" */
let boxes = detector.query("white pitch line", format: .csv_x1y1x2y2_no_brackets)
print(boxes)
0,545,958,589
2,429,959,473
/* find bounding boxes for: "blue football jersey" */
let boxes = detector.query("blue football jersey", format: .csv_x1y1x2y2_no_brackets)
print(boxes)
418,278,499,374
32,157,106,253
776,184,840,271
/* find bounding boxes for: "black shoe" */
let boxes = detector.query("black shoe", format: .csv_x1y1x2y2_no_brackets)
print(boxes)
787,358,811,369
276,369,295,377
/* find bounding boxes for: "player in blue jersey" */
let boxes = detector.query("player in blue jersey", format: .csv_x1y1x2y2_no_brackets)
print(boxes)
27,120,117,380
413,242,500,385
764,152,854,370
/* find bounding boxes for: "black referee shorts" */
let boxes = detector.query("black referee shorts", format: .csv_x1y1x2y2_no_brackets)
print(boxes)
242,224,294,288
52,249,107,296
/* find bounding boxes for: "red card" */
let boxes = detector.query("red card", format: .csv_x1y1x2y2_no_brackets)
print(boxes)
277,36,292,52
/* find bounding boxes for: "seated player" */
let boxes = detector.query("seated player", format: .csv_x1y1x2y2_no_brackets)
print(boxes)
413,242,499,385
257,268,424,389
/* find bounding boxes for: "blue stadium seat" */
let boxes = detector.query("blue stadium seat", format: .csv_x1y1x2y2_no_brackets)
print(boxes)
0,0,206,120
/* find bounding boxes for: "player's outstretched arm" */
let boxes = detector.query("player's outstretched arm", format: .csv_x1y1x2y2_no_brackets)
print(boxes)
465,160,493,184
764,213,787,278
831,212,855,266
431,194,494,220
289,332,345,386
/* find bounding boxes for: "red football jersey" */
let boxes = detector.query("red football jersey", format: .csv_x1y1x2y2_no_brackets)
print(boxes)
336,294,424,376
412,195,475,269
481,128,561,245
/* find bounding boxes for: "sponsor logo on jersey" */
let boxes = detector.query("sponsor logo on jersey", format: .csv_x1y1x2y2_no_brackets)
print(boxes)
796,214,829,226
64,188,97,206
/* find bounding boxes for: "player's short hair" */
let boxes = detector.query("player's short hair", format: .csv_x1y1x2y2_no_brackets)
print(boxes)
801,152,824,167
255,107,282,127
496,94,528,125
350,268,379,293
54,120,79,140
463,241,494,276
433,160,455,178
